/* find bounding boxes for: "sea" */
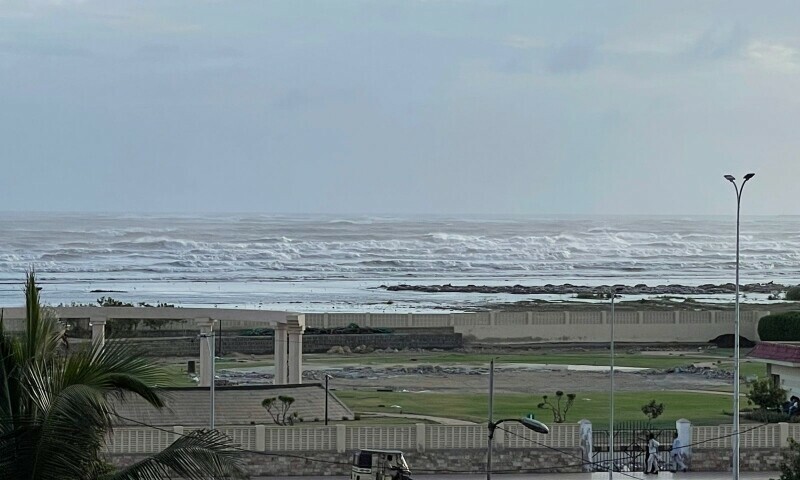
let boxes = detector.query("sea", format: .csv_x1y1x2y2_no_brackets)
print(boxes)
0,213,798,312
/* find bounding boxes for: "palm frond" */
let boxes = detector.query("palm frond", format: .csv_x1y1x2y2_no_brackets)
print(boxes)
104,429,249,480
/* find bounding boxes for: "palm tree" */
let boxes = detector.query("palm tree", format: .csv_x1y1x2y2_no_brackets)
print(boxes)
0,272,248,479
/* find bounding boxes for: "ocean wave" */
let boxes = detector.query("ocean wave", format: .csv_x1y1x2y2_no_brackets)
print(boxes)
1,214,799,284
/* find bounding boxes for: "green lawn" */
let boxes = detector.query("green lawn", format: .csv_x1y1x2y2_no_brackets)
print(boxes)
301,351,756,369
336,390,741,426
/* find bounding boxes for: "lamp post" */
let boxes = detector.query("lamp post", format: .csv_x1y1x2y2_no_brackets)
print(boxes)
200,332,216,430
609,286,622,478
724,172,755,480
324,374,332,426
486,359,549,480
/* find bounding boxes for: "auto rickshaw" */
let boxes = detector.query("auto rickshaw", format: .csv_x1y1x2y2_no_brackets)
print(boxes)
350,449,413,480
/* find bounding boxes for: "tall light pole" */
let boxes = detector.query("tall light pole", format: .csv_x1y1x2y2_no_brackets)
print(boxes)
724,172,755,480
486,359,549,480
200,332,216,430
609,286,622,478
324,374,332,426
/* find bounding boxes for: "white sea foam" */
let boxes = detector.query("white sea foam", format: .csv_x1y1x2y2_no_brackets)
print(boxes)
0,214,798,309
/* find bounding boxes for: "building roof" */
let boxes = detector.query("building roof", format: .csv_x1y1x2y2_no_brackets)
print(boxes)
748,342,800,365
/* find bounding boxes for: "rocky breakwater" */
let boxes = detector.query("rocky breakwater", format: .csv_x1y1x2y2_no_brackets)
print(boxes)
644,364,734,380
382,282,788,296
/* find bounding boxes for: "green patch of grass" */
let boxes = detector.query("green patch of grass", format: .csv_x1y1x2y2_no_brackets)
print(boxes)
161,365,197,387
305,352,710,369
336,390,740,426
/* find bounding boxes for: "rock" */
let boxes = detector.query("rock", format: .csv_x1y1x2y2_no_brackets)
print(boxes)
327,346,345,354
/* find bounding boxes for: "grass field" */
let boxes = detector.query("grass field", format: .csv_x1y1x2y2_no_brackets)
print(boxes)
335,390,740,426
160,348,766,426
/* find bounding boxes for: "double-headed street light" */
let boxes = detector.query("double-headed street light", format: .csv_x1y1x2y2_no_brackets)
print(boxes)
724,172,755,480
486,359,550,480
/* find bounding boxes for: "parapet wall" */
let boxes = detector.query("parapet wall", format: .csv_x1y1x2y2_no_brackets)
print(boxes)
0,307,770,343
127,332,462,357
304,310,768,342
105,422,794,475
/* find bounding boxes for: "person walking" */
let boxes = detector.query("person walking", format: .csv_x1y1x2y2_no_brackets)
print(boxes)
670,431,687,472
645,433,660,474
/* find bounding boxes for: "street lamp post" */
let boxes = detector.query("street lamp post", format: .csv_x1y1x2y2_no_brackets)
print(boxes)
724,172,755,480
200,332,216,430
324,374,332,426
486,359,549,480
609,286,622,478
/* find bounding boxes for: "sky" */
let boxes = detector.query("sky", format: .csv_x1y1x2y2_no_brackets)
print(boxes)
0,0,798,216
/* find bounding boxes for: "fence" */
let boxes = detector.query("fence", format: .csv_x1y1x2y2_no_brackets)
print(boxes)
105,423,580,455
105,421,800,456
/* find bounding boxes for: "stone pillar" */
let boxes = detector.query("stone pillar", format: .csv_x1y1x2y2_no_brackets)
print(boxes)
416,423,426,452
287,314,305,384
676,418,692,465
255,425,266,451
274,323,288,385
196,318,215,388
90,317,107,347
336,424,347,453
579,419,593,473
494,425,505,449
173,425,184,443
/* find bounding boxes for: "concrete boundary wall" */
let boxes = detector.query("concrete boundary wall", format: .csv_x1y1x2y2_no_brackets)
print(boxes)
305,310,768,342
0,307,769,342
106,423,580,454
106,422,796,475
106,422,794,454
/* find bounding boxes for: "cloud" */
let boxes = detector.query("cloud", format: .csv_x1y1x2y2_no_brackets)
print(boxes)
546,37,600,74
746,40,800,72
504,35,546,50
684,25,747,62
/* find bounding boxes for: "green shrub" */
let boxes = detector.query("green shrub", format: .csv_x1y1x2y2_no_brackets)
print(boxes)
747,377,787,410
742,409,794,423
758,312,800,341
787,286,800,301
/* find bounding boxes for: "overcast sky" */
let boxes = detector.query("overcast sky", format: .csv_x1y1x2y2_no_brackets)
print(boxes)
0,0,798,215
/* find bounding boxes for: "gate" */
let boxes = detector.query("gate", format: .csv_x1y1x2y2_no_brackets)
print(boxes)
592,421,676,472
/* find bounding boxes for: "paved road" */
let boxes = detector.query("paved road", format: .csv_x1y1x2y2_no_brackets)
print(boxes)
259,473,778,479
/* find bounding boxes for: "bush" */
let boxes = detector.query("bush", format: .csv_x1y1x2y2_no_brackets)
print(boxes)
742,409,794,423
747,377,788,410
778,438,800,480
787,286,800,301
641,399,665,421
537,390,576,423
758,312,800,341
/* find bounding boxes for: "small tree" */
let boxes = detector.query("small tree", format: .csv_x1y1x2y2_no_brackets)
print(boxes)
641,399,665,422
778,438,800,480
537,391,576,423
747,377,787,411
262,395,296,426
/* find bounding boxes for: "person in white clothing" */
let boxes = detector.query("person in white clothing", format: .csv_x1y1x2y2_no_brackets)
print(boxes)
671,432,687,472
645,433,660,474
